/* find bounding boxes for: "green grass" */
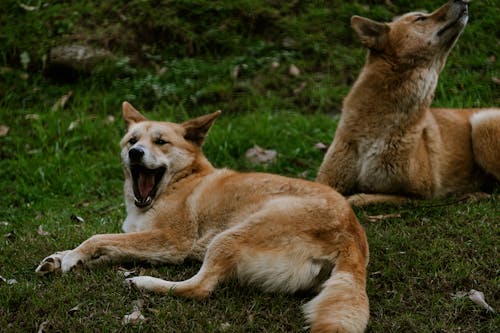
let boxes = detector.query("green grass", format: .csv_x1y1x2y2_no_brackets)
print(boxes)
1,0,499,332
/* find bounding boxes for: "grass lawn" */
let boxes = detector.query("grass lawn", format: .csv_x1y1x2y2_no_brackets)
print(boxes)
1,0,498,332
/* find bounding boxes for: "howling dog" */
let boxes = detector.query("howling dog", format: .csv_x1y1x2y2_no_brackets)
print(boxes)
36,102,370,333
317,0,499,206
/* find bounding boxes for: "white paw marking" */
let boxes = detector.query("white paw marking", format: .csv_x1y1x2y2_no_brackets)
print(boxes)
126,276,176,293
35,250,72,275
60,250,85,273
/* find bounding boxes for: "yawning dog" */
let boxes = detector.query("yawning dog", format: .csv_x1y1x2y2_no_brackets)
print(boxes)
36,102,370,333
316,0,499,206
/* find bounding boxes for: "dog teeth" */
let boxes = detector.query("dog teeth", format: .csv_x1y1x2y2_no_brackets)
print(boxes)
134,196,153,208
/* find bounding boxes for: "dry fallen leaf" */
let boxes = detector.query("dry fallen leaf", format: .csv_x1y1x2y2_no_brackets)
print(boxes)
293,82,307,95
492,77,500,85
19,3,38,11
314,142,328,152
0,221,9,226
105,115,116,125
0,276,18,285
231,65,240,80
71,215,85,223
468,289,495,313
0,125,9,137
67,120,80,131
4,231,15,239
220,322,231,331
270,61,280,69
122,310,145,325
52,91,73,111
366,213,401,222
68,304,80,315
122,299,146,325
25,114,40,120
244,145,277,165
37,320,50,333
289,64,300,77
450,291,468,299
117,267,137,278
37,225,50,236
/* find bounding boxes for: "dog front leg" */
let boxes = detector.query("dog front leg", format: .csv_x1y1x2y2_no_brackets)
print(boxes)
36,231,192,274
316,139,358,194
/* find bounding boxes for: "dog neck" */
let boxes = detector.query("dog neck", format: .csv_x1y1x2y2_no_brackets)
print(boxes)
163,153,215,196
343,53,439,123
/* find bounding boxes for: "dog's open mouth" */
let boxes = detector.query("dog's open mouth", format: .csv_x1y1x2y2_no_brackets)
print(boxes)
130,165,166,208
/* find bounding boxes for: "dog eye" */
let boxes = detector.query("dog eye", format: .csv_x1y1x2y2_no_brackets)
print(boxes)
154,139,168,145
414,16,427,22
128,137,137,145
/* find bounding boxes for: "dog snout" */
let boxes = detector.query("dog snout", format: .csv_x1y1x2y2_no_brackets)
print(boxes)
129,146,145,163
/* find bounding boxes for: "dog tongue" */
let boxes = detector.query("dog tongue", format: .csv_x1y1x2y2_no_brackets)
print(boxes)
138,173,155,198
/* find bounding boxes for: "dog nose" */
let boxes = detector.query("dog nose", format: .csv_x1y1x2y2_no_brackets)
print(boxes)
129,147,145,162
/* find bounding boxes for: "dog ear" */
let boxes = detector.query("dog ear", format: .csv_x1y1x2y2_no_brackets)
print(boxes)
122,101,147,127
351,15,389,51
182,110,222,146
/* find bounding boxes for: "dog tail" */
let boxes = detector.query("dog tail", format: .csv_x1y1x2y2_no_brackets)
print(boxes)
303,236,369,333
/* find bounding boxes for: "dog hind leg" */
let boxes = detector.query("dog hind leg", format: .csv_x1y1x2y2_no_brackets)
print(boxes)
127,229,241,299
471,109,500,180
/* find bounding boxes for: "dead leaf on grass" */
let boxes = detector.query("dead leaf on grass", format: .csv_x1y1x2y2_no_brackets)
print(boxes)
0,221,9,226
244,145,277,165
67,120,80,131
289,64,300,77
70,215,85,223
37,320,50,333
4,231,15,239
451,289,495,313
122,299,146,325
293,82,307,95
231,65,240,80
366,213,401,222
117,267,137,278
492,77,500,85
314,142,328,152
19,3,38,11
25,114,40,120
68,304,81,315
37,225,50,236
0,125,9,137
122,310,145,325
52,91,73,111
468,289,495,313
105,115,116,125
0,276,18,285
220,322,231,331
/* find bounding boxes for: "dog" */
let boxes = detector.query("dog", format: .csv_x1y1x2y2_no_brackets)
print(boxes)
316,0,500,206
36,102,370,333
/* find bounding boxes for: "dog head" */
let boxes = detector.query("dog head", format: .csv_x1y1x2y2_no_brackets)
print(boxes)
120,102,221,208
351,0,469,69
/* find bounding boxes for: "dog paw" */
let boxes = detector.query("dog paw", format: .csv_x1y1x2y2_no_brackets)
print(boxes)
60,250,85,273
35,250,72,275
126,276,174,293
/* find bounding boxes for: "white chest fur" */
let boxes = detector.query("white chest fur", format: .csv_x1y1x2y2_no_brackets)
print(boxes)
356,136,401,191
122,202,155,233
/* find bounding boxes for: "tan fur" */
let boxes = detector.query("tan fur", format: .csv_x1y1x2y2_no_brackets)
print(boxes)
36,102,370,332
316,0,499,206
